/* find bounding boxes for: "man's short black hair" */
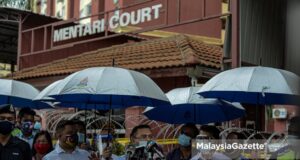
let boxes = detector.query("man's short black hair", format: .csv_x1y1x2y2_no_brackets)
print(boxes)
130,124,151,138
227,131,247,139
56,120,75,133
0,104,15,116
200,125,220,139
181,123,199,138
18,107,36,119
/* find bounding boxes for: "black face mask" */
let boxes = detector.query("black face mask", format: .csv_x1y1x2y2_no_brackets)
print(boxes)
65,134,79,148
0,120,14,135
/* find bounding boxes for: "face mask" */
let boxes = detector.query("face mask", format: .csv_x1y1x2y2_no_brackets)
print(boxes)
178,134,191,147
65,134,78,148
21,121,33,135
225,148,241,159
199,147,214,155
34,122,42,131
138,140,148,147
0,120,14,135
102,142,113,149
77,132,85,143
34,143,51,154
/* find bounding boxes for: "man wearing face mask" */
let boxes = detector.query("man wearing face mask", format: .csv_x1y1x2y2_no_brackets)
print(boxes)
0,104,32,160
223,132,248,160
43,120,100,160
270,116,300,160
73,119,91,151
17,107,36,148
122,124,163,160
99,123,124,160
167,123,199,160
191,125,230,160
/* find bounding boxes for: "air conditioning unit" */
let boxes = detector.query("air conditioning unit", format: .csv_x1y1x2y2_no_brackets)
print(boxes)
272,108,287,119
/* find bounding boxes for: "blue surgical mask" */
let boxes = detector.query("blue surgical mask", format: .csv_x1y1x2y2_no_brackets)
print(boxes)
178,134,191,147
138,140,148,147
77,132,85,143
34,122,41,131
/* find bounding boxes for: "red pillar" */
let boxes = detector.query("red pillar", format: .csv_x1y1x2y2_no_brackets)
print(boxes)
231,0,240,68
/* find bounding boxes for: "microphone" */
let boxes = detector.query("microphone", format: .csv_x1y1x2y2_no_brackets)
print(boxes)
125,144,136,160
145,141,165,159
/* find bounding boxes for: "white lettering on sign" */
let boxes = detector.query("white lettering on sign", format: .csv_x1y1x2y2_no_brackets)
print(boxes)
53,3,162,42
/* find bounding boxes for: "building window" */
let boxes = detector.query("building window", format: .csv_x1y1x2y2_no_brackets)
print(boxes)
40,0,47,15
55,0,67,19
79,0,92,24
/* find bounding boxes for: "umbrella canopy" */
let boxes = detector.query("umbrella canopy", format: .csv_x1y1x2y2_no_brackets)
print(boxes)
144,87,246,124
39,67,170,109
34,80,62,102
0,79,51,109
197,66,300,105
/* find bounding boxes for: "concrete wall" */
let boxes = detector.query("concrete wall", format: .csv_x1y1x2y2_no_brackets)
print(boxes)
285,0,300,76
240,0,286,68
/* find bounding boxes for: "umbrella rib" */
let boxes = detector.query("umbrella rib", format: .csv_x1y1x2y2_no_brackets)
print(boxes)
276,70,295,94
57,73,79,94
246,67,256,92
128,71,143,100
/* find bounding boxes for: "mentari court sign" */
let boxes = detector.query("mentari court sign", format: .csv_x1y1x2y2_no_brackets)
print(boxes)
53,4,163,42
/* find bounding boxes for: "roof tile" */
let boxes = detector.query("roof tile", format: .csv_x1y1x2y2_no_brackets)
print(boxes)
13,35,223,79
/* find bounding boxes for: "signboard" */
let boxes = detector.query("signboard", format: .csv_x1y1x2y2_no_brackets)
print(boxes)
53,3,163,42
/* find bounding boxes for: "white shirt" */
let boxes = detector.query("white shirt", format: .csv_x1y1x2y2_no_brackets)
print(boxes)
42,143,90,160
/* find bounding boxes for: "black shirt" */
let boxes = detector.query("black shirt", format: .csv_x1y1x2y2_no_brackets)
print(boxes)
167,148,191,160
0,136,32,160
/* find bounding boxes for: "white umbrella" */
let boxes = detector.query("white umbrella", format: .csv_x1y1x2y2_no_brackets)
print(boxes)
197,66,300,105
0,79,51,109
39,67,170,109
144,87,245,124
34,80,62,102
39,67,170,139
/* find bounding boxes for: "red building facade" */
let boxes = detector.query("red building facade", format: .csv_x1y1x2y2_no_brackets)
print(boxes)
19,0,223,70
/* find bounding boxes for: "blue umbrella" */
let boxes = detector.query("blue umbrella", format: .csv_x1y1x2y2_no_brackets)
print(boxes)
0,79,52,109
143,87,246,124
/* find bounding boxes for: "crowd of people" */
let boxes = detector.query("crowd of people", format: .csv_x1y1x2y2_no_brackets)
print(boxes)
1,104,300,160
